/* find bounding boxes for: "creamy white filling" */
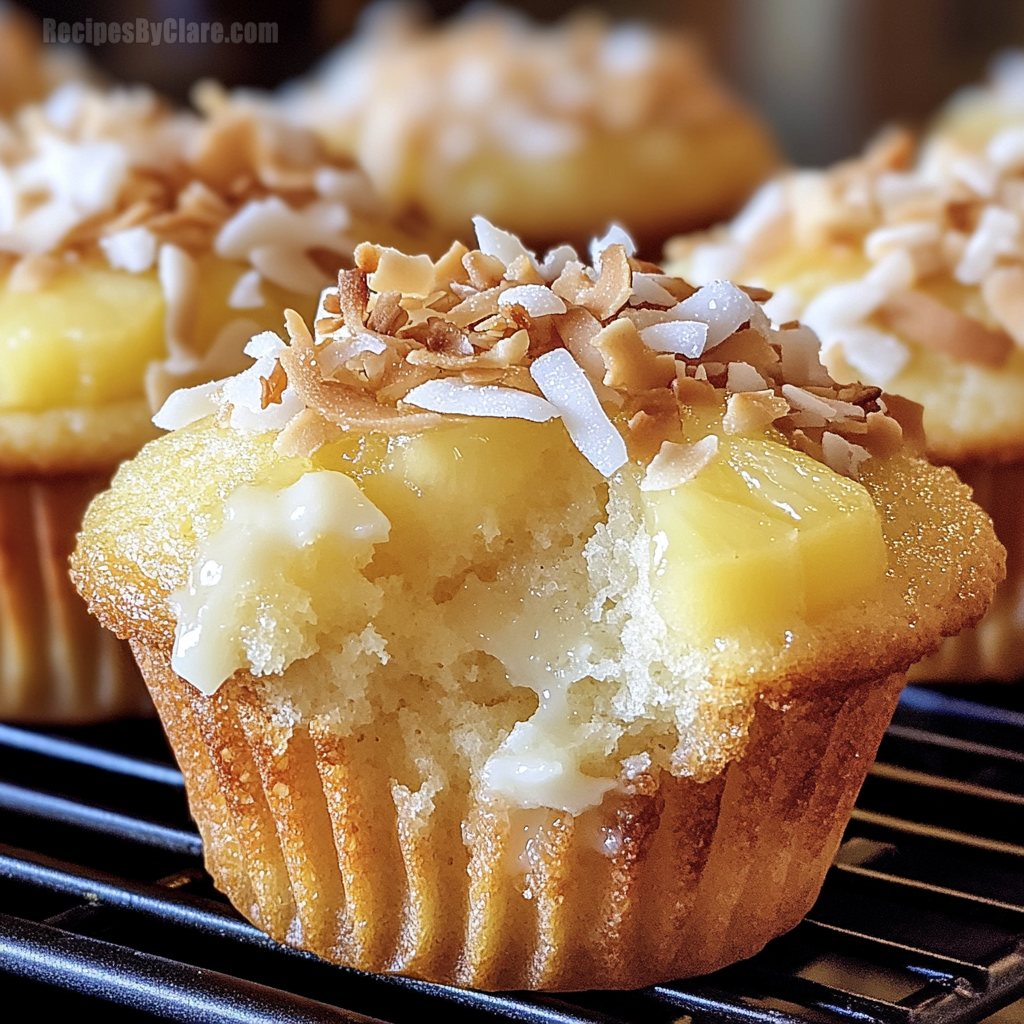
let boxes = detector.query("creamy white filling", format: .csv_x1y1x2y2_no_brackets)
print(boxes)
170,471,390,694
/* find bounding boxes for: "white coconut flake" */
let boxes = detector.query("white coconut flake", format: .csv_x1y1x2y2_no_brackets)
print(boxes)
529,348,627,477
223,360,304,432
244,331,286,360
685,243,742,286
639,320,708,358
777,324,832,386
403,378,559,421
320,333,389,377
727,362,769,392
630,273,677,307
803,278,887,337
249,244,331,295
821,431,871,480
955,205,1021,284
158,243,199,367
497,284,567,317
864,221,941,262
951,156,999,199
472,215,538,271
831,325,911,386
589,223,636,267
668,280,759,349
215,197,350,260
730,178,788,246
781,384,837,420
640,436,719,492
229,269,265,309
987,126,1024,172
537,244,578,282
152,380,222,431
100,226,157,273
762,286,804,327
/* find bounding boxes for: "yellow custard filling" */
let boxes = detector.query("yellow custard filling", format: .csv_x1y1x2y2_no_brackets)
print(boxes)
747,245,1024,456
0,256,315,413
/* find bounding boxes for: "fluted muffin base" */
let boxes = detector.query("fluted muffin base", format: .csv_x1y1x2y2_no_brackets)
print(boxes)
0,474,151,722
135,640,904,991
910,459,1023,683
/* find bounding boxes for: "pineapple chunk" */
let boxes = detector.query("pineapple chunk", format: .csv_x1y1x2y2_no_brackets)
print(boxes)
643,435,887,640
0,256,315,412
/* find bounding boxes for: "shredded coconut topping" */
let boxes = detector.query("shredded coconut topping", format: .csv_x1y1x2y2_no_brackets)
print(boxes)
666,120,1024,376
0,80,396,410
155,220,912,481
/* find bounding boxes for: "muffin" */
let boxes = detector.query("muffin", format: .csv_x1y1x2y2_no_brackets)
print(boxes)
0,80,431,722
279,4,779,250
665,128,1024,681
73,222,1002,989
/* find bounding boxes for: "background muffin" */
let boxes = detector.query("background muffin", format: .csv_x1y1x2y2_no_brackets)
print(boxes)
665,125,1024,681
0,79,432,721
73,225,1002,988
278,4,779,251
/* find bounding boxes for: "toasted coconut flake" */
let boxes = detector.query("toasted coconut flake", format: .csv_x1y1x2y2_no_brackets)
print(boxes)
639,319,708,357
782,384,837,420
152,380,222,431
431,240,471,291
590,223,636,266
259,360,288,408
320,333,389,377
337,270,369,329
593,318,676,391
7,253,62,292
279,317,442,433
530,348,628,476
777,324,832,386
669,280,760,350
498,284,567,317
403,378,559,421
424,317,474,355
982,264,1024,347
640,435,719,491
726,362,769,392
821,431,871,479
631,273,678,307
879,392,926,454
722,390,789,434
368,248,436,297
554,305,607,382
475,328,530,367
861,410,905,458
503,254,545,285
446,286,505,328
552,244,633,320
274,407,344,457
877,289,1013,367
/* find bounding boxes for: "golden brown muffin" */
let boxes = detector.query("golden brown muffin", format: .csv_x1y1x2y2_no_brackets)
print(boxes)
0,81,436,722
281,4,779,251
73,222,1002,988
665,129,1024,681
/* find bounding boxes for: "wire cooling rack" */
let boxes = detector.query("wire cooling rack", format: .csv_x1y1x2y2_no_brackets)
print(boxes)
1,684,1023,1023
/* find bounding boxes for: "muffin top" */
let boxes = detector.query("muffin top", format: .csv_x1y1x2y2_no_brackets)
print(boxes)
73,222,1002,798
0,79,437,471
279,4,777,246
665,128,1024,463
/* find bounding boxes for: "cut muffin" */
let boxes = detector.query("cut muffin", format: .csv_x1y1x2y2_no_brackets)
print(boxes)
0,80,431,722
73,222,1002,989
279,4,779,250
665,128,1024,681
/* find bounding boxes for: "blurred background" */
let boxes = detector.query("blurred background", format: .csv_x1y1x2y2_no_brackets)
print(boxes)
14,0,1024,167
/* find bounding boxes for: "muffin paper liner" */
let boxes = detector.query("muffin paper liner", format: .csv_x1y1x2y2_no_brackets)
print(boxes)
135,640,904,991
0,474,151,722
910,458,1024,683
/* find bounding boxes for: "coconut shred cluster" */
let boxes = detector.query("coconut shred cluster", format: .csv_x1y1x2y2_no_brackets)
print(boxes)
0,80,385,406
285,5,741,187
155,217,918,486
668,128,1024,387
